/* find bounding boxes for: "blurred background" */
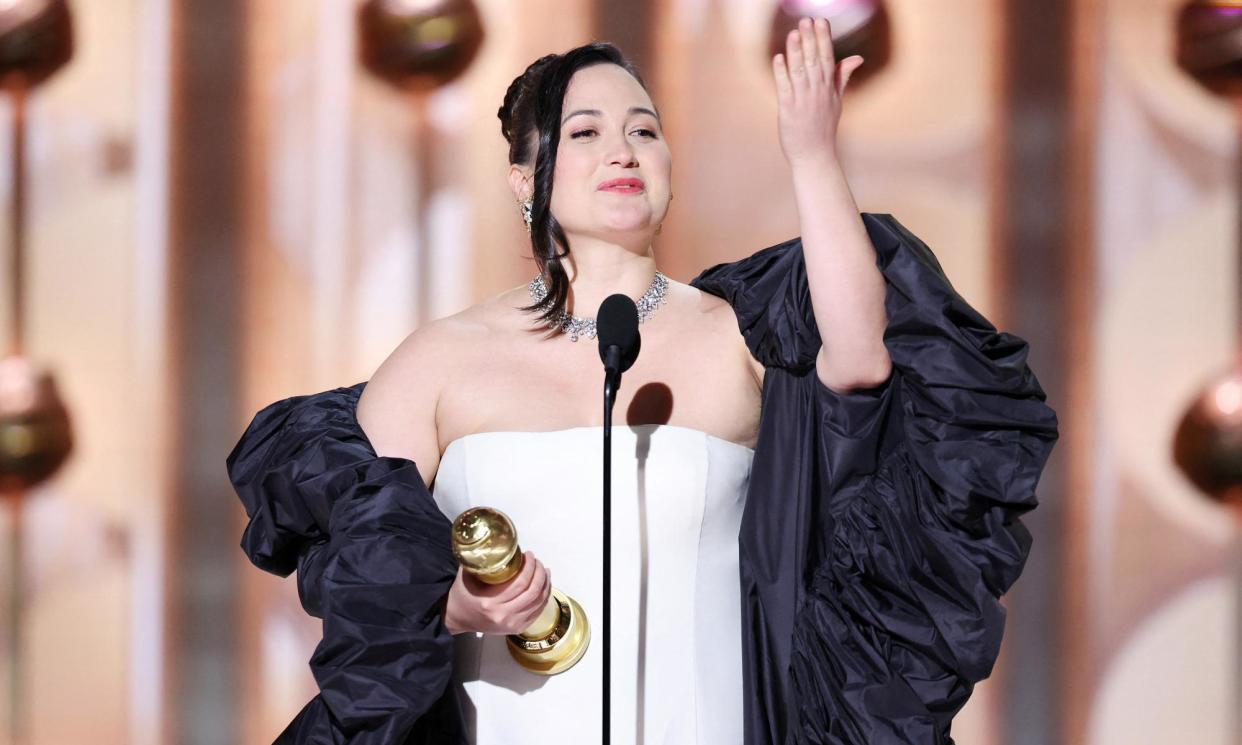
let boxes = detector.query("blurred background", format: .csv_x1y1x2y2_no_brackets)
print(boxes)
0,0,1235,743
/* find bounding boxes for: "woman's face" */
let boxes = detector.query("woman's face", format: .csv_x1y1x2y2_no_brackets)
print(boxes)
544,63,672,243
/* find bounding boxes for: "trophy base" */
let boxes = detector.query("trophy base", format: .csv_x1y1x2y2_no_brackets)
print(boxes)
505,588,591,675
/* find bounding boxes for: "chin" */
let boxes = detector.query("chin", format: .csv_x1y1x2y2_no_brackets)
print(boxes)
575,224,653,243
602,212,654,233
604,223,655,237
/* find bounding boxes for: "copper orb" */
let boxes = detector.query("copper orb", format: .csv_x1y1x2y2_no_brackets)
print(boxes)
0,0,72,88
1176,0,1242,97
357,0,484,93
1172,360,1242,511
0,355,72,494
768,0,890,90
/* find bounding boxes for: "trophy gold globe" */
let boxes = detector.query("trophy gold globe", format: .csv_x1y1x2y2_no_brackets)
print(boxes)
451,507,590,675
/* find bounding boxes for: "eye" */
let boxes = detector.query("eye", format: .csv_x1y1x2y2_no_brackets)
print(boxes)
569,128,596,139
633,128,657,138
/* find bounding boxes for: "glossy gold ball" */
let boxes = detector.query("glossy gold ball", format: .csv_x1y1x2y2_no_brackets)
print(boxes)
451,506,521,584
0,355,72,494
357,0,484,93
0,0,72,88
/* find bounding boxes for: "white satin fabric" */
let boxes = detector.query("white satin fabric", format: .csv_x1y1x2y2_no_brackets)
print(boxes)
431,423,753,744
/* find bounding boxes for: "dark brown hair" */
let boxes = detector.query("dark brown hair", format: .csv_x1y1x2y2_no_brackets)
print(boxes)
497,41,649,329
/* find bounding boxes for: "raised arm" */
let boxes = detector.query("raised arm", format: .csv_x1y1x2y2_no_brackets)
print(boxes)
691,213,1060,743
771,16,890,393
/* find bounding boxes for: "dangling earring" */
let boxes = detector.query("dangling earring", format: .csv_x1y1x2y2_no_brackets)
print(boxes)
654,192,672,235
518,197,533,234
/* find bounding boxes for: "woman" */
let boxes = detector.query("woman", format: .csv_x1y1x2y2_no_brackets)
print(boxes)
228,17,1059,745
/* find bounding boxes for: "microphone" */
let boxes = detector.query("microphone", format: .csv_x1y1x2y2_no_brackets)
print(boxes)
597,294,640,383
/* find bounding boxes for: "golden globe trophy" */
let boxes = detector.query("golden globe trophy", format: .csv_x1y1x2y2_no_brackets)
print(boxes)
451,507,590,675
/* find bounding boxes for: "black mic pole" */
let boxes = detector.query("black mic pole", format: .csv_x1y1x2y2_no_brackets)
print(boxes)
602,350,618,745
595,295,640,745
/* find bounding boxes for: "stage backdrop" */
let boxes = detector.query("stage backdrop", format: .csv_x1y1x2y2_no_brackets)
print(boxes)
0,0,1234,743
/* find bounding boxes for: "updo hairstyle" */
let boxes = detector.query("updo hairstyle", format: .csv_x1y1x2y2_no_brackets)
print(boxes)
497,41,649,328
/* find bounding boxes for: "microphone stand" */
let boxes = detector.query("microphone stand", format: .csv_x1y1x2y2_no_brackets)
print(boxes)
601,346,621,745
596,293,637,744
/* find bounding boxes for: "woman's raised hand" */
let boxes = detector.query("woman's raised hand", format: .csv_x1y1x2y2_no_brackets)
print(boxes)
443,549,553,636
771,16,864,167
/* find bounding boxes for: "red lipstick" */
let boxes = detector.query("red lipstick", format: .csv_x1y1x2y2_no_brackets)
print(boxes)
598,178,645,193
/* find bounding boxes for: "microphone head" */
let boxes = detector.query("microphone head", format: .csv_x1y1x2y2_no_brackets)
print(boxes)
597,293,641,372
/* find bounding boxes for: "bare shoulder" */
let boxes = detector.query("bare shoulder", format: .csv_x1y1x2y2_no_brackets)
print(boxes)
361,312,481,408
684,280,736,321
678,279,765,388
354,304,492,485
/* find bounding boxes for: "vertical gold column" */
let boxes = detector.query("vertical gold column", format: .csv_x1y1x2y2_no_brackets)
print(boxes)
465,0,597,303
235,4,317,740
1060,2,1102,742
990,0,1083,742
166,0,246,743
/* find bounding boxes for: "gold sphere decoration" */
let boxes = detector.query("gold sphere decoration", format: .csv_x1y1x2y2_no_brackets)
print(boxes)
768,0,890,90
1172,359,1242,514
1176,0,1242,97
0,0,72,89
357,0,484,94
0,355,72,494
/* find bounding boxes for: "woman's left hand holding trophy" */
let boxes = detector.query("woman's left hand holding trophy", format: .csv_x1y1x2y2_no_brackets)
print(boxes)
447,507,591,675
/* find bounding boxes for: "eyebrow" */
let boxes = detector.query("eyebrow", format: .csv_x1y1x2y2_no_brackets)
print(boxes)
561,106,661,126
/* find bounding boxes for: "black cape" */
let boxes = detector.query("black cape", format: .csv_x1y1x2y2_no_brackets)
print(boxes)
226,212,1060,744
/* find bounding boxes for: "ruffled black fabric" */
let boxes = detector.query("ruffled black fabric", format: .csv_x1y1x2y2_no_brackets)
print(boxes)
228,211,1058,744
226,384,465,744
690,212,1059,744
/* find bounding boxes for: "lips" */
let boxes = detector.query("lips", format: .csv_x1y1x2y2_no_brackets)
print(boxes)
598,178,645,193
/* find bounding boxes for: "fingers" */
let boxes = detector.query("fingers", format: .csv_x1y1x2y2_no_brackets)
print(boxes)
782,17,837,101
839,55,865,92
518,555,548,607
772,53,792,104
495,549,537,603
456,550,557,635
813,17,835,73
799,18,821,86
515,559,551,624
785,24,806,89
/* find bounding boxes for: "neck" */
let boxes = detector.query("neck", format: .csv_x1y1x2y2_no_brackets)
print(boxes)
551,234,658,318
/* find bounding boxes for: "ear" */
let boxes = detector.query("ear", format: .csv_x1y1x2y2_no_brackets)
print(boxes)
507,164,533,203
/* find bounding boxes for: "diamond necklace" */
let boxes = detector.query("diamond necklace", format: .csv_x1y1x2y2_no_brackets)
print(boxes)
527,269,670,342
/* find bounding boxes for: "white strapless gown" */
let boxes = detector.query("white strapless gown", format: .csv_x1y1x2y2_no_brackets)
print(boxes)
431,423,754,744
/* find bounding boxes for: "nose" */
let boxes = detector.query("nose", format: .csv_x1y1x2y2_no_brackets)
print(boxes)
604,131,638,168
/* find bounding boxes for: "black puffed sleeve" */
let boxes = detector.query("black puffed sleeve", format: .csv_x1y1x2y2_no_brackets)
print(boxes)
691,213,1060,744
688,234,822,372
226,382,462,744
